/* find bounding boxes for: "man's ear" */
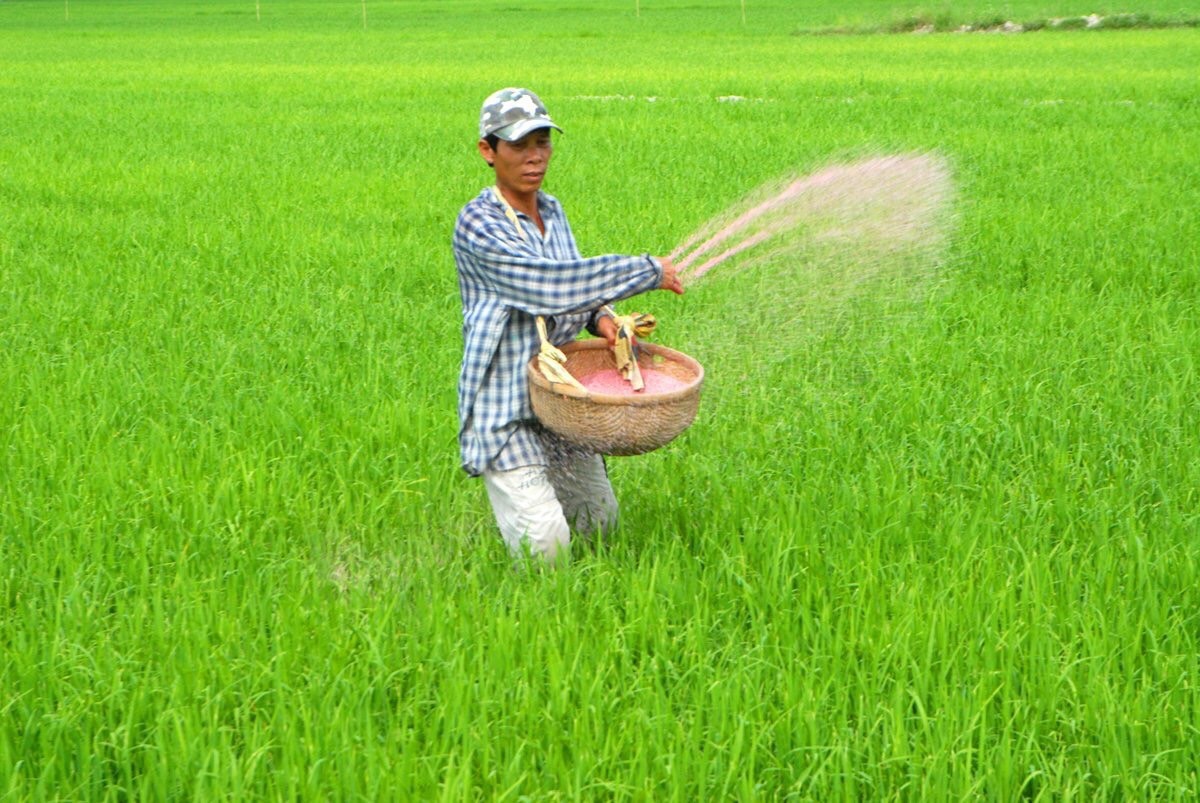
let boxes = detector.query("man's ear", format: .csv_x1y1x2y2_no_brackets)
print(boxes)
478,138,495,168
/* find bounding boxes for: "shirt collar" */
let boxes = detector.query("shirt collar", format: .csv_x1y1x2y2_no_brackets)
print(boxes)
484,187,558,217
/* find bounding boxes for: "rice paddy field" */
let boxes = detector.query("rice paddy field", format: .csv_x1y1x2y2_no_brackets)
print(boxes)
3,0,1200,799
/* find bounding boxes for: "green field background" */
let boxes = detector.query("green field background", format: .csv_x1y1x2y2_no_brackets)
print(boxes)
2,1,1200,799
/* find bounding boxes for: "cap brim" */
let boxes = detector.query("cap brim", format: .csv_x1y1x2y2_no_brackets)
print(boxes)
492,118,563,142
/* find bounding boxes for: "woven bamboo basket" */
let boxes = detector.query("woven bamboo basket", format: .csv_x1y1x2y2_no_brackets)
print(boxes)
528,340,704,456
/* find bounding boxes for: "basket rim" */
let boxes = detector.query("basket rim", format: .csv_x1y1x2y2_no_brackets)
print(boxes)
528,339,704,407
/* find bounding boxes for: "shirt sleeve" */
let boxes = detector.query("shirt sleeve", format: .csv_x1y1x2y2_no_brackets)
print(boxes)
456,212,663,317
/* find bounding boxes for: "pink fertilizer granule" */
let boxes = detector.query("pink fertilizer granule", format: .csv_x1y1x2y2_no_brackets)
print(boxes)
579,367,690,395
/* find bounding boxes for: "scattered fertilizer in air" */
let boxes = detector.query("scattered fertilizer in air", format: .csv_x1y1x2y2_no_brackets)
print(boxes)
663,153,954,374
672,153,952,287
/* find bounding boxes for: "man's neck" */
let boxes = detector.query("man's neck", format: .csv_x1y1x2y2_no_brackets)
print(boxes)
497,185,538,219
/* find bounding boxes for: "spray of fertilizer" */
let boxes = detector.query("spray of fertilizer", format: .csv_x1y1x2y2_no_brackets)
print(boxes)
673,153,952,286
665,152,954,372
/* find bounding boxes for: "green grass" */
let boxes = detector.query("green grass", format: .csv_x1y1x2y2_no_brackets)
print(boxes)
2,0,1200,799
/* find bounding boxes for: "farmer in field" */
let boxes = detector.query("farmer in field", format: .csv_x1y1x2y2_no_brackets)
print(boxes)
452,87,684,564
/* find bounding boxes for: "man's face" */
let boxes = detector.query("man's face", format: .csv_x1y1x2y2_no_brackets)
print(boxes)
480,128,553,197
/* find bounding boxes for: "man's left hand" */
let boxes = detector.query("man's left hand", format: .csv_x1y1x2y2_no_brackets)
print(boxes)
596,314,623,347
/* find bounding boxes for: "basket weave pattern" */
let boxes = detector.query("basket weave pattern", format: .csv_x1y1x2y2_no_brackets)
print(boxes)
528,340,704,456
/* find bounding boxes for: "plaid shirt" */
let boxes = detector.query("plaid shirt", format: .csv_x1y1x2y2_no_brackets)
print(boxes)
452,187,663,476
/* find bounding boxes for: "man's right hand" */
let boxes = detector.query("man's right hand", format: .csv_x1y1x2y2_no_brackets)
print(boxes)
656,257,684,295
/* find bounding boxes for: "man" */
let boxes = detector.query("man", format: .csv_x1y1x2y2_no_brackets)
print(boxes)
452,87,683,564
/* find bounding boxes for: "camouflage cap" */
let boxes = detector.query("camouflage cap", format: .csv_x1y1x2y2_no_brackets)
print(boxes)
478,87,563,142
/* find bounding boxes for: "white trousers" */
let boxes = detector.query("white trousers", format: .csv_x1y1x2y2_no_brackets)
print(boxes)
482,454,618,563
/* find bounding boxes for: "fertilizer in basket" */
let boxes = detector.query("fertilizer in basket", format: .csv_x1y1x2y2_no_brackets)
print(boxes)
579,367,690,395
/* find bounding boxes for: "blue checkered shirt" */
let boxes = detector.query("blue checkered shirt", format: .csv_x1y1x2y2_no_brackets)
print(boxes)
452,187,663,476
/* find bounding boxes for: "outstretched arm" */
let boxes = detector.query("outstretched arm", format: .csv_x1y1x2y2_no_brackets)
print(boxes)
591,259,683,345
455,212,666,317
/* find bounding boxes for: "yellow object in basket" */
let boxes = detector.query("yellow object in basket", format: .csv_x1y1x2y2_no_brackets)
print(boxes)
605,307,657,392
536,316,587,394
